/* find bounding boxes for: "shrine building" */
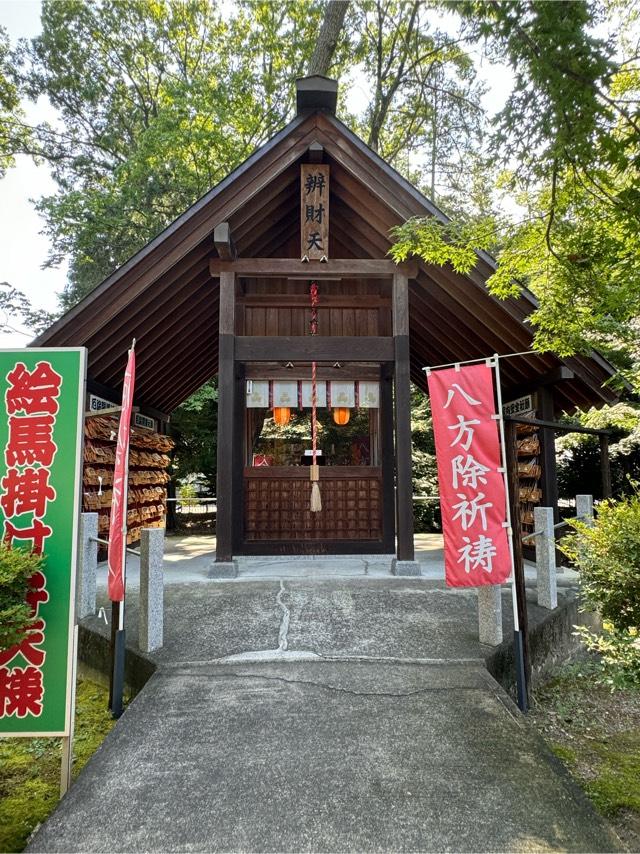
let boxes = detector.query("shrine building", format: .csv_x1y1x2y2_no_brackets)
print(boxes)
34,76,618,575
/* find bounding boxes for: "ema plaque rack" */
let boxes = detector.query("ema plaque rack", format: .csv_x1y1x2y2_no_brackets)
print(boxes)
83,414,174,550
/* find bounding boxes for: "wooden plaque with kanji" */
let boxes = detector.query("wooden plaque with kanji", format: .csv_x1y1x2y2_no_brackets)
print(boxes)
301,164,329,260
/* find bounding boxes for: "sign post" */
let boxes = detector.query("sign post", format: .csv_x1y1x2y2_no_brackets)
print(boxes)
0,348,86,781
426,354,528,711
107,341,135,719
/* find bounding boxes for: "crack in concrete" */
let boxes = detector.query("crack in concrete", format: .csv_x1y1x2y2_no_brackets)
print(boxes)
276,580,290,652
208,670,484,699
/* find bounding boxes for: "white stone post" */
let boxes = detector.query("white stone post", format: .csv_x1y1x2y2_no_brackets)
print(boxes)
76,512,98,620
576,494,594,525
534,506,557,610
477,585,503,646
139,527,165,653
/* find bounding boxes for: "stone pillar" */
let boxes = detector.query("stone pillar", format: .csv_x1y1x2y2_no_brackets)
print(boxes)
534,506,557,610
139,527,165,653
76,512,98,620
576,494,594,525
477,584,503,646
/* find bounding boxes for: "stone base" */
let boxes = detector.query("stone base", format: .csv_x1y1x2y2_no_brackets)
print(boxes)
477,584,503,647
209,560,238,579
391,559,422,577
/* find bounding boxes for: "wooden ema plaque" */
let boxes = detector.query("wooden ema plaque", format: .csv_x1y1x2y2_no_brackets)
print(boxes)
301,163,329,260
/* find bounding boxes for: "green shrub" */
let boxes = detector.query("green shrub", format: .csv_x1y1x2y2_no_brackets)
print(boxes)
562,494,640,687
0,544,45,652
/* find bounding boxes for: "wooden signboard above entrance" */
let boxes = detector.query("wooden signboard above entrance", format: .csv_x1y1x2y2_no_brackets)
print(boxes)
301,164,329,260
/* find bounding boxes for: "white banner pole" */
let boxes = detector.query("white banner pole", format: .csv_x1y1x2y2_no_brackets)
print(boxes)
492,354,519,633
60,624,78,796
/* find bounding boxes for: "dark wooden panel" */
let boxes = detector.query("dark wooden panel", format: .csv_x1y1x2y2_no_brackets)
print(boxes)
243,305,380,337
245,466,382,479
236,336,394,362
244,468,383,542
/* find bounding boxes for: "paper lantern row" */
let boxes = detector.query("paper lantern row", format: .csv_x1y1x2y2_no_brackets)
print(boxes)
246,380,380,409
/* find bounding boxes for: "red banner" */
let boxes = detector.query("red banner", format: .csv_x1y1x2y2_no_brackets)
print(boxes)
427,363,511,587
107,345,136,602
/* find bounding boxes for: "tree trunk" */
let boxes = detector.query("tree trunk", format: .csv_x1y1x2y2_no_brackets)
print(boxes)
307,1,349,77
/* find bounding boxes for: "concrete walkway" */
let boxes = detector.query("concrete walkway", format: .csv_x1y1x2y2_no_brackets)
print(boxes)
28,544,618,853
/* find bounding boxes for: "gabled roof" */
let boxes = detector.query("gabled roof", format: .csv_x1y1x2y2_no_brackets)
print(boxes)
35,109,618,415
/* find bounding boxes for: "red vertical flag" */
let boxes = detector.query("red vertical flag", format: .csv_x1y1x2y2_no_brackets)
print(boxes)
107,343,136,602
427,363,511,587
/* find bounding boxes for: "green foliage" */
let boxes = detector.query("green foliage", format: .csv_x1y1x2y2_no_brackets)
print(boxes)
556,403,640,501
1,0,490,315
0,25,30,178
170,380,218,496
453,1,616,186
15,0,329,306
0,545,45,652
410,385,439,532
390,215,491,274
574,624,640,689
0,678,115,852
347,1,485,197
0,281,56,336
563,494,640,687
390,2,640,385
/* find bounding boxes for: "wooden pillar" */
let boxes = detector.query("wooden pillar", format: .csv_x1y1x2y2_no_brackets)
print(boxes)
380,363,396,553
393,272,415,561
538,386,559,524
216,270,236,563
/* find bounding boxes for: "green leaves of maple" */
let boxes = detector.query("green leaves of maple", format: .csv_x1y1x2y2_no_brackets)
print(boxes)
391,1,640,389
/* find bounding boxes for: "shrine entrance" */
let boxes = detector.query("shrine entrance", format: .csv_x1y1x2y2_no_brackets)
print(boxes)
240,361,395,554
33,75,619,576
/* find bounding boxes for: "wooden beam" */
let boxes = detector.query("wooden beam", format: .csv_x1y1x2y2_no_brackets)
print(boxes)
308,142,324,163
214,221,237,260
235,336,394,362
239,294,390,309
86,376,169,423
508,366,575,400
244,364,381,381
209,258,417,279
216,271,236,563
393,272,415,561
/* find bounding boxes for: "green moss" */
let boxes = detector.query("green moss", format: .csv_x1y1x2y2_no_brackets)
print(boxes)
551,743,578,764
0,678,115,853
585,731,640,816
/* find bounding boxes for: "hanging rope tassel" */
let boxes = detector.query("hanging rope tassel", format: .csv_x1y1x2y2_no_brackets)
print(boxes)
310,282,322,512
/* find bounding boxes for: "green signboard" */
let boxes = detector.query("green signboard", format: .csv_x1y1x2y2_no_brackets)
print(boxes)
0,348,86,736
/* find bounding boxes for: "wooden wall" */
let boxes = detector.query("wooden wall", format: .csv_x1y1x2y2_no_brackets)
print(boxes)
237,279,391,337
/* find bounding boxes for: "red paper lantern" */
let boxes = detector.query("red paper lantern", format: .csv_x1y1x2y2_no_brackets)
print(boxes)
333,407,350,426
273,407,291,426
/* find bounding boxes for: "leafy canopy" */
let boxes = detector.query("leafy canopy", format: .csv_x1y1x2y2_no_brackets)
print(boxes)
14,0,333,307
391,1,640,386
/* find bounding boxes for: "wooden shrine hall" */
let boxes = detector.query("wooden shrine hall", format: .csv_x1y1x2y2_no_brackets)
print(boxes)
35,76,618,575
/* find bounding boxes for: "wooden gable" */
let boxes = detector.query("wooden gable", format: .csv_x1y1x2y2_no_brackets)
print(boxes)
34,110,618,415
